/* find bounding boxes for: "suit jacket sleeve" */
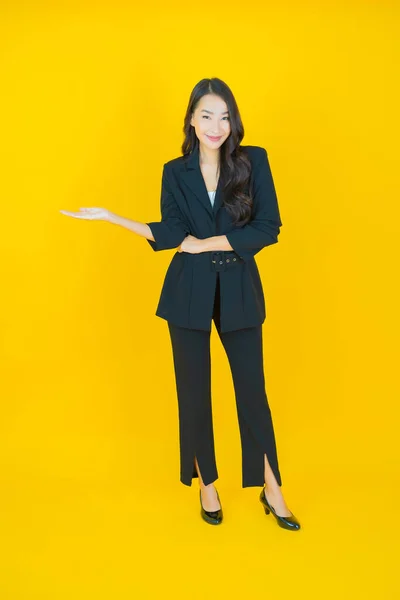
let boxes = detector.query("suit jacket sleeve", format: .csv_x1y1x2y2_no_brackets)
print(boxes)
224,148,282,262
146,163,190,251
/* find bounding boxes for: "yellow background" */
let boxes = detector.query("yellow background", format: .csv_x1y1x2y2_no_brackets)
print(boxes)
0,1,399,598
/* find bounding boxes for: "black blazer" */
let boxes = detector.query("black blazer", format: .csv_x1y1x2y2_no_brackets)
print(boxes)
146,142,282,332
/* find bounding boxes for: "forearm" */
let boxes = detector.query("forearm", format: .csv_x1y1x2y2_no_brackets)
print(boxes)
108,212,155,242
202,235,233,252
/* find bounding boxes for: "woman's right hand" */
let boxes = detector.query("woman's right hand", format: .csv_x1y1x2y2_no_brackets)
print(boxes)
59,207,112,221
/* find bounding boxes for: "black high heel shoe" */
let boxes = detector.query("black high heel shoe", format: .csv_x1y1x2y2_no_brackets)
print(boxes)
200,488,223,525
259,486,301,531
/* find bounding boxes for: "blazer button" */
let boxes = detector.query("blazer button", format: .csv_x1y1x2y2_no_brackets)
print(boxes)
226,259,230,262
212,260,216,263
233,258,236,261
219,261,223,264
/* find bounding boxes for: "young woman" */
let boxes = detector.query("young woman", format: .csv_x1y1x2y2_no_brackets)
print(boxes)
60,77,300,530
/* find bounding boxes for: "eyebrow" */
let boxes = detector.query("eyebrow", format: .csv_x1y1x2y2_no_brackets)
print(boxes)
200,109,229,115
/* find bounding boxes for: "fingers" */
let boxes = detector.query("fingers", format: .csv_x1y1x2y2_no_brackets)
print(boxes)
59,210,95,219
60,207,102,218
60,212,87,219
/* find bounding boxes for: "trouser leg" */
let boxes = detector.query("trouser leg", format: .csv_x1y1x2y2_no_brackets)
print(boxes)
213,283,283,488
167,320,218,487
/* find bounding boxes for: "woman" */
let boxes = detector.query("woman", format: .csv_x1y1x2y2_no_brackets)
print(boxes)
60,77,300,530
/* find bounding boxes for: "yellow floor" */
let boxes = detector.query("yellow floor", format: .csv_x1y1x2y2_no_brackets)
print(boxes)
0,463,397,598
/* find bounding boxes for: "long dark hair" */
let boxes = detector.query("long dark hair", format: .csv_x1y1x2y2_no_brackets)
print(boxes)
181,78,253,226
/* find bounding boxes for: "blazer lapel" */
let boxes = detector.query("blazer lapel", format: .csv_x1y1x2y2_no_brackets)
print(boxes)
181,142,223,218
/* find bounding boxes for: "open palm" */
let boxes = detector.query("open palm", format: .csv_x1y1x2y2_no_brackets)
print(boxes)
59,207,110,221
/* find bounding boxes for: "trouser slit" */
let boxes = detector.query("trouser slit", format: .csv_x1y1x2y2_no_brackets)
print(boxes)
168,322,219,487
215,322,283,488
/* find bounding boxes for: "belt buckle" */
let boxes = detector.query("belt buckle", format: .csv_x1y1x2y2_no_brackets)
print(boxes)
211,251,226,272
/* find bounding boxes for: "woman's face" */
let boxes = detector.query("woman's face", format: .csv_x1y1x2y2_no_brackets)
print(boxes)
190,94,231,150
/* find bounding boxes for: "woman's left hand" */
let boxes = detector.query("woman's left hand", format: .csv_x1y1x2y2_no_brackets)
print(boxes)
178,234,206,254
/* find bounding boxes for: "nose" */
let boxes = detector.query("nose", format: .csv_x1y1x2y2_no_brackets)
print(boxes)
209,121,223,135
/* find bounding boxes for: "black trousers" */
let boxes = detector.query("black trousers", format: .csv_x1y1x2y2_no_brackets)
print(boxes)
167,273,282,488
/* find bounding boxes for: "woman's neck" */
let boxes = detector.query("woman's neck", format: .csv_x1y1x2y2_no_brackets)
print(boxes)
199,144,220,167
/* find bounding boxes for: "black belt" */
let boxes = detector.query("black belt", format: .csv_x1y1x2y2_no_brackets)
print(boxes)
210,251,242,272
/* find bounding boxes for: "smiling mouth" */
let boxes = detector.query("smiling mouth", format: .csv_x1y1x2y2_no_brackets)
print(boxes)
206,135,222,141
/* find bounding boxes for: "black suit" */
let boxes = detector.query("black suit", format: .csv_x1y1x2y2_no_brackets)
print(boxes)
146,142,282,333
146,141,283,488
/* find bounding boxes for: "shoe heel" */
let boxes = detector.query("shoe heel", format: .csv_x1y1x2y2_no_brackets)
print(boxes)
259,488,270,514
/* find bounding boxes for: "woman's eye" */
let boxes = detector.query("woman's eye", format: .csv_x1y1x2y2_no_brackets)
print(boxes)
202,116,230,120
